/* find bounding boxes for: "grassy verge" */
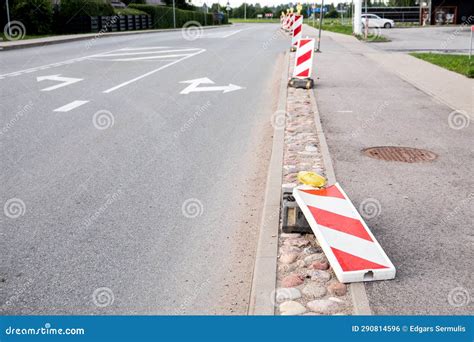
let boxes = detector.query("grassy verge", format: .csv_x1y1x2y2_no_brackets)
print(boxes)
230,18,280,23
410,53,474,78
308,20,389,42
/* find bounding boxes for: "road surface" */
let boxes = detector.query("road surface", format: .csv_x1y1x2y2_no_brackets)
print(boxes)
0,24,287,314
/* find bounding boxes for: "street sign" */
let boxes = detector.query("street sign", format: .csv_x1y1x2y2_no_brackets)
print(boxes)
265,13,273,17
179,77,243,94
293,184,396,283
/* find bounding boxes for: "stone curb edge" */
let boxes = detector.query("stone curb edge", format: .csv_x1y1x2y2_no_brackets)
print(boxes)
248,50,289,315
0,25,232,51
308,86,373,316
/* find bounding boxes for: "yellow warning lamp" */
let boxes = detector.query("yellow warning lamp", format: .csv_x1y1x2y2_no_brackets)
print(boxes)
296,3,303,15
297,171,327,188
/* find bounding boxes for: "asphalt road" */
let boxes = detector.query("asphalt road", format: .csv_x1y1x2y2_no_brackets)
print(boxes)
0,24,287,314
306,26,473,314
372,26,473,53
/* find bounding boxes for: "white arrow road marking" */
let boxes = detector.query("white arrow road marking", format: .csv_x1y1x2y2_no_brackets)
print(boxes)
103,49,205,94
53,100,89,112
37,75,83,91
179,77,244,94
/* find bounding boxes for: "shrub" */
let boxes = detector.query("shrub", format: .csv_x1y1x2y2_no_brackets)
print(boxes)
59,0,115,18
11,0,53,35
129,4,222,28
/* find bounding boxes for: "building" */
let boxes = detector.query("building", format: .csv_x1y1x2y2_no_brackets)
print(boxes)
420,0,473,25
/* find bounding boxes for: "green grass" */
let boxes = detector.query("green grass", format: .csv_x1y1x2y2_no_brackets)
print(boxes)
308,20,389,42
410,53,474,78
230,18,280,23
0,34,54,41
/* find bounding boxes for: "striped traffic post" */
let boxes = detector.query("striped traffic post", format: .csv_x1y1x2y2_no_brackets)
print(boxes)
291,15,303,52
288,37,315,89
293,184,396,283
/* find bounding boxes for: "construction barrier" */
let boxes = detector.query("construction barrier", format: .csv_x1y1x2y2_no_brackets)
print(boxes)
291,15,303,51
293,183,396,283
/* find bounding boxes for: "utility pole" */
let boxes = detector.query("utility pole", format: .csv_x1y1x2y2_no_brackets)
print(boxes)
315,0,324,52
5,0,11,37
172,0,177,28
364,0,368,40
244,3,247,21
353,0,362,35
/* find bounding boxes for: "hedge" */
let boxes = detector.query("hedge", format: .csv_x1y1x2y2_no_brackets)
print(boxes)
11,0,53,35
59,0,115,18
129,4,227,28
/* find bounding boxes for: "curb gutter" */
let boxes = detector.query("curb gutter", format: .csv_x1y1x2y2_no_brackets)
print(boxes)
248,50,289,315
308,86,373,316
0,25,232,51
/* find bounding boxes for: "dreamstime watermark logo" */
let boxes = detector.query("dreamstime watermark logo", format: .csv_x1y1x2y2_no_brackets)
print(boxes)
441,16,474,49
3,198,26,219
447,287,471,307
271,110,288,130
181,198,204,218
93,110,115,130
84,15,119,49
0,101,34,137
365,26,382,42
350,101,388,139
83,188,123,227
174,101,212,138
439,192,473,225
3,21,26,41
92,287,114,308
359,198,381,219
181,21,203,41
448,110,470,130
270,288,295,307
262,29,287,50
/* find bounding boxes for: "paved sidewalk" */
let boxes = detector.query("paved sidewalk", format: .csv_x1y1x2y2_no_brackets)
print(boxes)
303,25,473,314
0,25,231,50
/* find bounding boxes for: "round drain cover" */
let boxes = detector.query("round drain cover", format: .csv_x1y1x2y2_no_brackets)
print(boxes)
362,146,437,163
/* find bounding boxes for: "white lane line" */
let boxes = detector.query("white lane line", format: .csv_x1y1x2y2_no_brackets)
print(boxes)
103,49,206,94
337,110,353,113
94,48,202,57
220,29,244,38
0,48,121,79
53,100,89,112
118,46,171,51
104,54,194,62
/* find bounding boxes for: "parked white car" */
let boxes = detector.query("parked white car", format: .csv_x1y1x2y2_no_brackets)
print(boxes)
361,14,395,28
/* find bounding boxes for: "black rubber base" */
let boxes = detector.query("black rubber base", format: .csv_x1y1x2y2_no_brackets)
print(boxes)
288,77,314,89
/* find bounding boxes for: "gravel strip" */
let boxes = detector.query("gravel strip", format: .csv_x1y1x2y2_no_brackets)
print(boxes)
275,52,354,316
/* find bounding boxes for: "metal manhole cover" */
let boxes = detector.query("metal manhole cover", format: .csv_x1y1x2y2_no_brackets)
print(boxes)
362,146,437,163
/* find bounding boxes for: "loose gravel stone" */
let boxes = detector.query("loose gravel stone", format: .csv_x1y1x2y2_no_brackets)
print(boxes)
280,253,298,264
279,301,307,315
284,237,310,248
280,245,302,254
281,274,304,288
327,282,348,296
308,270,331,282
304,253,324,265
307,299,343,314
309,260,329,270
278,263,297,274
275,288,302,302
302,283,327,299
303,246,322,255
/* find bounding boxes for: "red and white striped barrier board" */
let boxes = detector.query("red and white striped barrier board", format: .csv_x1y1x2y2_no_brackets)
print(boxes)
293,183,396,283
285,13,294,31
291,15,303,48
292,38,315,79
